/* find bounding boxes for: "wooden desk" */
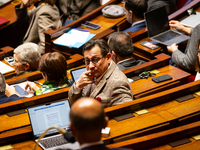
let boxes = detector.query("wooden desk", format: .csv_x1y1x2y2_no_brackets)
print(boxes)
44,0,126,56
1,80,200,147
102,92,200,144
107,121,200,150
129,65,190,99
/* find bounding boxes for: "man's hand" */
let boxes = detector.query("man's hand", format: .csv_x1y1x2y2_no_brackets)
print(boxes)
75,70,95,89
167,43,178,53
20,0,31,8
169,20,192,35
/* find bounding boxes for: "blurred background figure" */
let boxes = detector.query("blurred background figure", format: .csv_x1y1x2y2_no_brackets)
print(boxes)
15,0,62,54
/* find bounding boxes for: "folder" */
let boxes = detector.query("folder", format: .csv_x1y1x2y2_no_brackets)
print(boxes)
0,16,10,27
53,29,96,48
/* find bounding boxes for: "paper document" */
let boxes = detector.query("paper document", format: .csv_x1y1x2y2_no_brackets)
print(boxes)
0,61,14,74
11,81,38,97
180,12,200,28
53,29,96,48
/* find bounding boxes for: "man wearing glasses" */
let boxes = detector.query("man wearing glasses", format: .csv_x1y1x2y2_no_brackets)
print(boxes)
68,39,133,108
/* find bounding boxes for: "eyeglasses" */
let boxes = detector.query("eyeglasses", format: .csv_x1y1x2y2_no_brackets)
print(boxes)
84,56,104,65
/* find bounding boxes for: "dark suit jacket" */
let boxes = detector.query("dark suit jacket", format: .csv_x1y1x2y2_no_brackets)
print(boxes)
117,58,146,71
0,94,26,104
82,144,132,150
68,61,133,108
123,21,146,33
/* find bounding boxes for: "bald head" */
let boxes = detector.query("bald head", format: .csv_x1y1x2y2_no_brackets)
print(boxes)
70,97,105,132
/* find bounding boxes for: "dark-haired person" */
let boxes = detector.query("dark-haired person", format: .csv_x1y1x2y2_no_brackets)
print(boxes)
108,31,146,71
13,42,41,76
24,52,70,95
15,0,62,54
0,73,26,104
68,39,133,108
123,0,147,33
69,97,132,150
57,0,101,25
147,0,177,15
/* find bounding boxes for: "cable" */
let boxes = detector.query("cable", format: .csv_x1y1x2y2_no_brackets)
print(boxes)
34,126,75,150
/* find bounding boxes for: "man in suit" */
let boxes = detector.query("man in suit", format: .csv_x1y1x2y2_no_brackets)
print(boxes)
123,0,147,33
0,73,25,104
69,97,132,150
108,31,146,71
68,39,133,108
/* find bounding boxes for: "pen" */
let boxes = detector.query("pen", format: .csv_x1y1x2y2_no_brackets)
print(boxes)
73,28,89,32
34,81,43,86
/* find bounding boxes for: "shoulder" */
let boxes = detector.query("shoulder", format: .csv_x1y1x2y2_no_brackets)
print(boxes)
36,4,59,15
123,22,146,33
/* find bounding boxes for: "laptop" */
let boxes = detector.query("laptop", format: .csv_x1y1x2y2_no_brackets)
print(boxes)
144,6,190,46
27,99,79,150
70,67,86,83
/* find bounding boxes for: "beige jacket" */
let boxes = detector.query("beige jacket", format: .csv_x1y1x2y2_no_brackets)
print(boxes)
68,61,133,108
15,3,62,54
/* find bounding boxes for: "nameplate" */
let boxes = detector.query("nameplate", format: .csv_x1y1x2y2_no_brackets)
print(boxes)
6,109,26,117
135,109,150,115
168,138,191,147
114,113,135,122
176,94,195,103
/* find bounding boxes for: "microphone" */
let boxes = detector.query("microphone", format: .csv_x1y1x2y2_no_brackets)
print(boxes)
63,130,76,143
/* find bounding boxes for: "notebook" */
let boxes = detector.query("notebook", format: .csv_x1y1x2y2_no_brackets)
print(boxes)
70,67,86,83
144,6,190,46
27,99,79,150
180,12,200,28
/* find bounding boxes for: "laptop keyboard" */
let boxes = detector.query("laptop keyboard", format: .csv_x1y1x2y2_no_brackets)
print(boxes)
153,30,180,42
40,135,69,149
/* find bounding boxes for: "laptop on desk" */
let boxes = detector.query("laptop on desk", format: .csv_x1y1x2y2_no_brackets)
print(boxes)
27,99,79,150
70,67,86,83
144,6,190,46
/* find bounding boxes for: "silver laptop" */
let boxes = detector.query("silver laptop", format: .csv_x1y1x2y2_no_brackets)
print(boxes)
27,99,79,150
144,6,190,46
70,67,86,83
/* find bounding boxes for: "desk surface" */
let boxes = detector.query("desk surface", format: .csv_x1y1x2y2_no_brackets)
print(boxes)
49,1,126,55
131,65,190,99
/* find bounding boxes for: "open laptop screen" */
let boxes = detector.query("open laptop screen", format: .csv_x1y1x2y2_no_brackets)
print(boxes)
145,6,170,38
70,67,86,83
28,99,71,139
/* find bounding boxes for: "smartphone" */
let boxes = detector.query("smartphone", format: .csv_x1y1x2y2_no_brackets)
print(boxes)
140,41,159,50
4,56,14,66
152,74,172,83
81,21,101,29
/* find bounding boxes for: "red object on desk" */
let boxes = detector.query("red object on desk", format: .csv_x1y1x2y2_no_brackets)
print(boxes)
0,16,9,27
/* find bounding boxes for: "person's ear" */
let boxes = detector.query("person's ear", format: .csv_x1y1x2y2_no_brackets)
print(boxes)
42,72,48,81
69,123,77,137
24,63,30,71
